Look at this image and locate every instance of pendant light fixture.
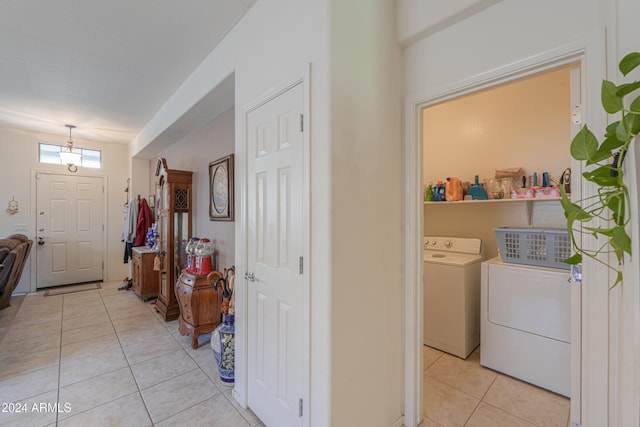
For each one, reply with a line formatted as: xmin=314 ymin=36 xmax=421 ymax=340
xmin=59 ymin=124 xmax=82 ymax=172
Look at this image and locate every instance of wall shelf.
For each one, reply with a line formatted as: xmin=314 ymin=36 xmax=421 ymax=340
xmin=423 ymin=197 xmax=561 ymax=206
xmin=424 ymin=197 xmax=562 ymax=226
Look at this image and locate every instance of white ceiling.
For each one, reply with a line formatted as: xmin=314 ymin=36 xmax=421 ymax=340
xmin=0 ymin=0 xmax=255 ymax=144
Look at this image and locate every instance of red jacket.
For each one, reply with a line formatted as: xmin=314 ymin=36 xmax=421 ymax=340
xmin=134 ymin=198 xmax=153 ymax=247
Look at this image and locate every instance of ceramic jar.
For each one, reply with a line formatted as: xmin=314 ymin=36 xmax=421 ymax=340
xmin=211 ymin=313 xmax=235 ymax=383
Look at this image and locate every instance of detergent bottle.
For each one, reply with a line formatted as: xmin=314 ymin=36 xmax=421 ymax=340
xmin=445 ymin=177 xmax=463 ymax=201
xmin=432 ymin=180 xmax=446 ymax=202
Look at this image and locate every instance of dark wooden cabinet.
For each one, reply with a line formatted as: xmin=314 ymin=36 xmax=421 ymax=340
xmin=132 ymin=247 xmax=159 ymax=301
xmin=177 ymin=270 xmax=223 ymax=348
xmin=155 ymin=158 xmax=192 ymax=321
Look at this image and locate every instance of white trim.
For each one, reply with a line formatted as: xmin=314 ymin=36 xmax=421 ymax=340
xmin=29 ymin=169 xmax=108 ymax=293
xmin=569 ymin=65 xmax=584 ymax=426
xmin=235 ymin=69 xmax=311 ymax=426
xmin=402 ymin=37 xmax=606 ymax=426
xmin=403 ymin=90 xmax=423 ymax=427
xmin=575 ymin=33 xmax=609 ymax=427
xmin=619 ymin=138 xmax=640 ymax=427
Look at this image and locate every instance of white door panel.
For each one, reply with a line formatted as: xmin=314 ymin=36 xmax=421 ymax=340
xmin=36 ymin=173 xmax=104 ymax=288
xmin=247 ymin=83 xmax=304 ymax=427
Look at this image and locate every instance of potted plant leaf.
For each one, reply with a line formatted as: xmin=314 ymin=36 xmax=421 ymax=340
xmin=561 ymin=52 xmax=640 ymax=287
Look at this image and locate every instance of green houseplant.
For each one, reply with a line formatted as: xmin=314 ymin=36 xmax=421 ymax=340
xmin=561 ymin=52 xmax=640 ymax=287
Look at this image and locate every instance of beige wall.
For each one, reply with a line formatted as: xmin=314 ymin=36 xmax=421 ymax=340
xmin=423 ymin=65 xmax=573 ymax=186
xmin=330 ymin=0 xmax=403 ymax=424
xmin=424 ymin=201 xmax=565 ymax=259
xmin=152 ymin=107 xmax=235 ymax=270
xmin=0 ymin=126 xmax=129 ymax=293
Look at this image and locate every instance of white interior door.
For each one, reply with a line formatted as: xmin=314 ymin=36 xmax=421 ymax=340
xmin=246 ymin=82 xmax=304 ymax=427
xmin=36 ymin=173 xmax=104 ymax=288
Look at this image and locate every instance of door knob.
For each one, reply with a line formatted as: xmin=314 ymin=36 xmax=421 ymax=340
xmin=244 ymin=271 xmax=256 ymax=282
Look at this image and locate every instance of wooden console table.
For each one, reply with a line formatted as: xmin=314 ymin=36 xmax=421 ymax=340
xmin=132 ymin=247 xmax=159 ymax=301
xmin=176 ymin=269 xmax=223 ymax=348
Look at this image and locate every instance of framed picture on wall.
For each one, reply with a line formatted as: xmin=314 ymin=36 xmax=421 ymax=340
xmin=209 ymin=154 xmax=234 ymax=221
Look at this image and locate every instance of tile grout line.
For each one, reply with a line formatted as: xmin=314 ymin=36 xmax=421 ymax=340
xmin=54 ymin=287 xmax=152 ymax=424
xmin=55 ymin=294 xmax=64 ymax=427
xmin=5 ymin=287 xmax=261 ymax=427
xmin=101 ymin=284 xmax=156 ymax=426
xmin=155 ymin=306 xmax=260 ymax=426
xmin=137 ymin=304 xmax=226 ymax=425
xmin=58 ymin=290 xmax=110 ymax=424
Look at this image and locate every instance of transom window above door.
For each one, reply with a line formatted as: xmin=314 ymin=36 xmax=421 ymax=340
xmin=38 ymin=143 xmax=102 ymax=169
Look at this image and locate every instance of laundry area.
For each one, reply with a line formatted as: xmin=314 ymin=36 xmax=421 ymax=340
xmin=421 ymin=64 xmax=577 ymax=401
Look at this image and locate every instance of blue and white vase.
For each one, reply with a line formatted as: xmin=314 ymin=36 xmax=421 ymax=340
xmin=211 ymin=313 xmax=235 ymax=383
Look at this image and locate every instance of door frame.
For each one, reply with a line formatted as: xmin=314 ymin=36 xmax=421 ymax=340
xmin=30 ymin=169 xmax=108 ymax=292
xmin=234 ymin=69 xmax=311 ymax=426
xmin=402 ymin=36 xmax=607 ymax=426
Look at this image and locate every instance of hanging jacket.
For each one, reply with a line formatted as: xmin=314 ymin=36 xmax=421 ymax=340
xmin=122 ymin=198 xmax=139 ymax=243
xmin=134 ymin=198 xmax=153 ymax=247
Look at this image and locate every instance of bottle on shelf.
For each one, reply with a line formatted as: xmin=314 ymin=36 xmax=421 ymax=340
xmin=425 ymin=182 xmax=433 ymax=202
xmin=432 ymin=180 xmax=446 ymax=202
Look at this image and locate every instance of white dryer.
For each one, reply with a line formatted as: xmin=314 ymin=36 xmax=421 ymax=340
xmin=481 ymin=257 xmax=571 ymax=397
xmin=423 ymin=236 xmax=484 ymax=359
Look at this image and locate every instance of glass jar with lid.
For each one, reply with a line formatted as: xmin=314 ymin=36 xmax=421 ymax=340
xmin=185 ymin=237 xmax=200 ymax=272
xmin=194 ymin=238 xmax=215 ymax=275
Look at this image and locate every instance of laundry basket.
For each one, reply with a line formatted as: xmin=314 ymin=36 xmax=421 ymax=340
xmin=494 ymin=227 xmax=571 ymax=270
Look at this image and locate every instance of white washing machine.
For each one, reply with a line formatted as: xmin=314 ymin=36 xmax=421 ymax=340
xmin=481 ymin=257 xmax=571 ymax=397
xmin=423 ymin=236 xmax=484 ymax=359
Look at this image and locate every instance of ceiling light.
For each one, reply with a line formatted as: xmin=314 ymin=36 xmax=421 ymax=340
xmin=59 ymin=124 xmax=82 ymax=172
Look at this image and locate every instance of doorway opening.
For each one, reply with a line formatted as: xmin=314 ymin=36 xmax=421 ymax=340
xmin=418 ymin=61 xmax=581 ymax=426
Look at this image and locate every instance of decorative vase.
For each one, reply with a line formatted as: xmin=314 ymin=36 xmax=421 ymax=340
xmin=146 ymin=227 xmax=156 ymax=249
xmin=211 ymin=313 xmax=235 ymax=383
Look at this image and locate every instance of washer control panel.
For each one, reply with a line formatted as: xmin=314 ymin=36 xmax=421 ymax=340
xmin=423 ymin=236 xmax=482 ymax=255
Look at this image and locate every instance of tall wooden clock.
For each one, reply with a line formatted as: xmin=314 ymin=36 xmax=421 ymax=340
xmin=155 ymin=158 xmax=193 ymax=321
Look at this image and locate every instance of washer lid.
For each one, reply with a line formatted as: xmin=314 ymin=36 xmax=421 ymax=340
xmin=424 ymin=251 xmax=484 ymax=266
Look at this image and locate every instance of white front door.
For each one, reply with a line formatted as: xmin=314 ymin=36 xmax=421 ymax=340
xmin=246 ymin=82 xmax=304 ymax=427
xmin=36 ymin=173 xmax=104 ymax=288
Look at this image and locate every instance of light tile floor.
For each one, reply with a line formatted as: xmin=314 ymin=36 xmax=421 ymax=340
xmin=0 ymin=280 xmax=572 ymax=427
xmin=423 ymin=345 xmax=571 ymax=426
xmin=0 ymin=281 xmax=263 ymax=427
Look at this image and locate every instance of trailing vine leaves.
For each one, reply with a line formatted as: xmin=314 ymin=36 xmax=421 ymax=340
xmin=561 ymin=52 xmax=640 ymax=288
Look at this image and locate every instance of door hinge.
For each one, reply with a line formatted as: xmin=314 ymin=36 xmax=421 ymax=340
xmin=571 ymin=423 xmax=582 ymax=427
xmin=299 ymin=114 xmax=304 ymax=132
xmin=299 ymin=398 xmax=303 ymax=417
xmin=299 ymin=256 xmax=303 ymax=274
xmin=571 ymin=264 xmax=582 ymax=285
xmin=571 ymin=104 xmax=583 ymax=125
